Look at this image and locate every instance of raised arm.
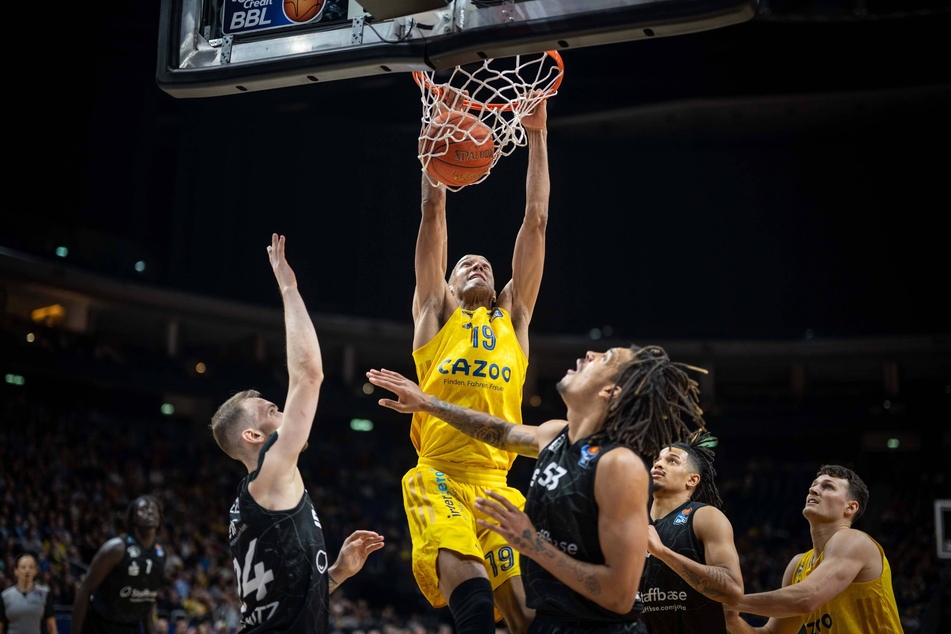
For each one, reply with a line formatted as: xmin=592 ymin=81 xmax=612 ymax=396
xmin=251 ymin=234 xmax=323 ymax=504
xmin=646 ymin=505 xmax=744 ymax=604
xmin=475 ymin=448 xmax=649 ymax=613
xmin=499 ymin=98 xmax=550 ymax=354
xmin=366 ymin=367 xmax=562 ymax=457
xmin=413 ymin=173 xmax=452 ymax=350
xmin=71 ymin=537 xmax=126 ymax=633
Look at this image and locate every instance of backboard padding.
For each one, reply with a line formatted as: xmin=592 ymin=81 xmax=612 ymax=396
xmin=157 ymin=0 xmax=759 ymax=98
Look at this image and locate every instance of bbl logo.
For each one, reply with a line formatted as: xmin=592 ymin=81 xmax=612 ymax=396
xmin=284 ymin=0 xmax=325 ymax=23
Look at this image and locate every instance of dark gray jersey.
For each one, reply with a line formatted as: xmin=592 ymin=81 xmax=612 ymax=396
xmin=523 ymin=426 xmax=644 ymax=626
xmin=89 ymin=535 xmax=166 ymax=626
xmin=229 ymin=432 xmax=329 ymax=633
xmin=641 ymin=500 xmax=727 ymax=634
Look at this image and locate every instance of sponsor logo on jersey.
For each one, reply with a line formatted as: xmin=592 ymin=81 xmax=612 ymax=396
xmin=578 ymin=444 xmax=601 ymax=468
xmin=437 ymin=358 xmax=512 ymax=383
xmin=434 ymin=471 xmax=463 ymax=518
xmin=673 ymin=507 xmax=693 ymax=526
xmin=641 ymin=586 xmax=689 ymax=604
xmin=538 ymin=528 xmax=578 ymax=555
xmin=118 ymin=586 xmax=158 ymax=603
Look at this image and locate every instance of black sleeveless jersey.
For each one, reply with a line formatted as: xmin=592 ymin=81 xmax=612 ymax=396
xmin=641 ymin=500 xmax=727 ymax=633
xmin=523 ymin=426 xmax=644 ymax=625
xmin=229 ymin=432 xmax=329 ymax=633
xmin=89 ymin=534 xmax=166 ymax=625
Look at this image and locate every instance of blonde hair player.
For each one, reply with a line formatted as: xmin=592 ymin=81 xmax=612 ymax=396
xmin=210 ymin=234 xmax=384 ymax=633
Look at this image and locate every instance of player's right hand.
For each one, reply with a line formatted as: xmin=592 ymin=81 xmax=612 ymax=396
xmin=366 ymin=368 xmax=429 ymax=414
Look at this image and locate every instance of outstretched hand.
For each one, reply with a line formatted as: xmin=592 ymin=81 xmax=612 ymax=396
xmin=267 ymin=233 xmax=298 ymax=291
xmin=475 ymin=491 xmax=541 ymax=560
xmin=366 ymin=368 xmax=430 ymax=414
xmin=332 ymin=530 xmax=384 ymax=583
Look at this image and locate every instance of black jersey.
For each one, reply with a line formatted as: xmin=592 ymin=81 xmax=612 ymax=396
xmin=523 ymin=425 xmax=644 ymax=627
xmin=229 ymin=432 xmax=329 ymax=633
xmin=87 ymin=534 xmax=166 ymax=628
xmin=641 ymin=500 xmax=726 ymax=634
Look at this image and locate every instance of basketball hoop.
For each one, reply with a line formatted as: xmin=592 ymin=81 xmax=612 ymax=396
xmin=414 ymin=50 xmax=564 ymax=191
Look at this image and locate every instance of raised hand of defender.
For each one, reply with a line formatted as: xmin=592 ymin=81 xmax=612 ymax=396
xmin=475 ymin=491 xmax=540 ymax=558
xmin=267 ymin=233 xmax=298 ymax=291
xmin=331 ymin=530 xmax=385 ymax=582
xmin=366 ymin=368 xmax=430 ymax=414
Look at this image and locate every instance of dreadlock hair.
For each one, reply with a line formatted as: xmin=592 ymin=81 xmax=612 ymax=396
xmin=668 ymin=430 xmax=723 ymax=508
xmin=589 ymin=345 xmax=707 ymax=464
xmin=817 ymin=464 xmax=869 ymax=523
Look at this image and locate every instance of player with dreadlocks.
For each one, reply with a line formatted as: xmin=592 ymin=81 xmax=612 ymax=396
xmin=367 ymin=344 xmax=707 ymax=634
xmin=639 ymin=431 xmax=744 ymax=633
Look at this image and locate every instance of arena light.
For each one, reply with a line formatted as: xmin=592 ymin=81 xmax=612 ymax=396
xmin=350 ymin=418 xmax=374 ymax=432
xmin=31 ymin=304 xmax=65 ymax=325
xmin=5 ymin=373 xmax=25 ymax=386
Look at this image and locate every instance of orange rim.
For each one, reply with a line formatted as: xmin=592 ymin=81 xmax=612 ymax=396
xmin=413 ymin=50 xmax=564 ymax=112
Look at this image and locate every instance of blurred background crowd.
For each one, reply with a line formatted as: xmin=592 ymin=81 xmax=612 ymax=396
xmin=1 ymin=310 xmax=948 ymax=633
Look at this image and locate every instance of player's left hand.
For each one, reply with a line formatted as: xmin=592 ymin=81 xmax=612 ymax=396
xmin=475 ymin=491 xmax=539 ymax=558
xmin=331 ymin=530 xmax=385 ymax=582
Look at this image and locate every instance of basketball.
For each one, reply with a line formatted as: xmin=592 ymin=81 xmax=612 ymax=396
xmin=419 ymin=110 xmax=495 ymax=187
xmin=284 ymin=0 xmax=325 ymax=23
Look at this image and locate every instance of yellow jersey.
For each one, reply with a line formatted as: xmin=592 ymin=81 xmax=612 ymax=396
xmin=791 ymin=533 xmax=904 ymax=633
xmin=411 ymin=305 xmax=527 ymax=471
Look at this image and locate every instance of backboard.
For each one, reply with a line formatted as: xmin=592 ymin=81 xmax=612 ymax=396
xmin=157 ymin=0 xmax=759 ymax=98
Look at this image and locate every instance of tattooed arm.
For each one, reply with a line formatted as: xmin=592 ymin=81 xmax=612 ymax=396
xmin=476 ymin=448 xmax=650 ymax=613
xmin=646 ymin=506 xmax=744 ymax=604
xmin=366 ymin=367 xmax=562 ymax=457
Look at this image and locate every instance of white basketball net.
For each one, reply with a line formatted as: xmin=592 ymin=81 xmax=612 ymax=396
xmin=416 ymin=50 xmax=564 ymax=191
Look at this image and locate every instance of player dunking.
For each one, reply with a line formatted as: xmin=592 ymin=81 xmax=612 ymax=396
xmin=402 ymin=96 xmax=550 ymax=634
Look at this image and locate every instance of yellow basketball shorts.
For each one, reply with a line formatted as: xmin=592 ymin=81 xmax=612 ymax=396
xmin=402 ymin=460 xmax=526 ymax=621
